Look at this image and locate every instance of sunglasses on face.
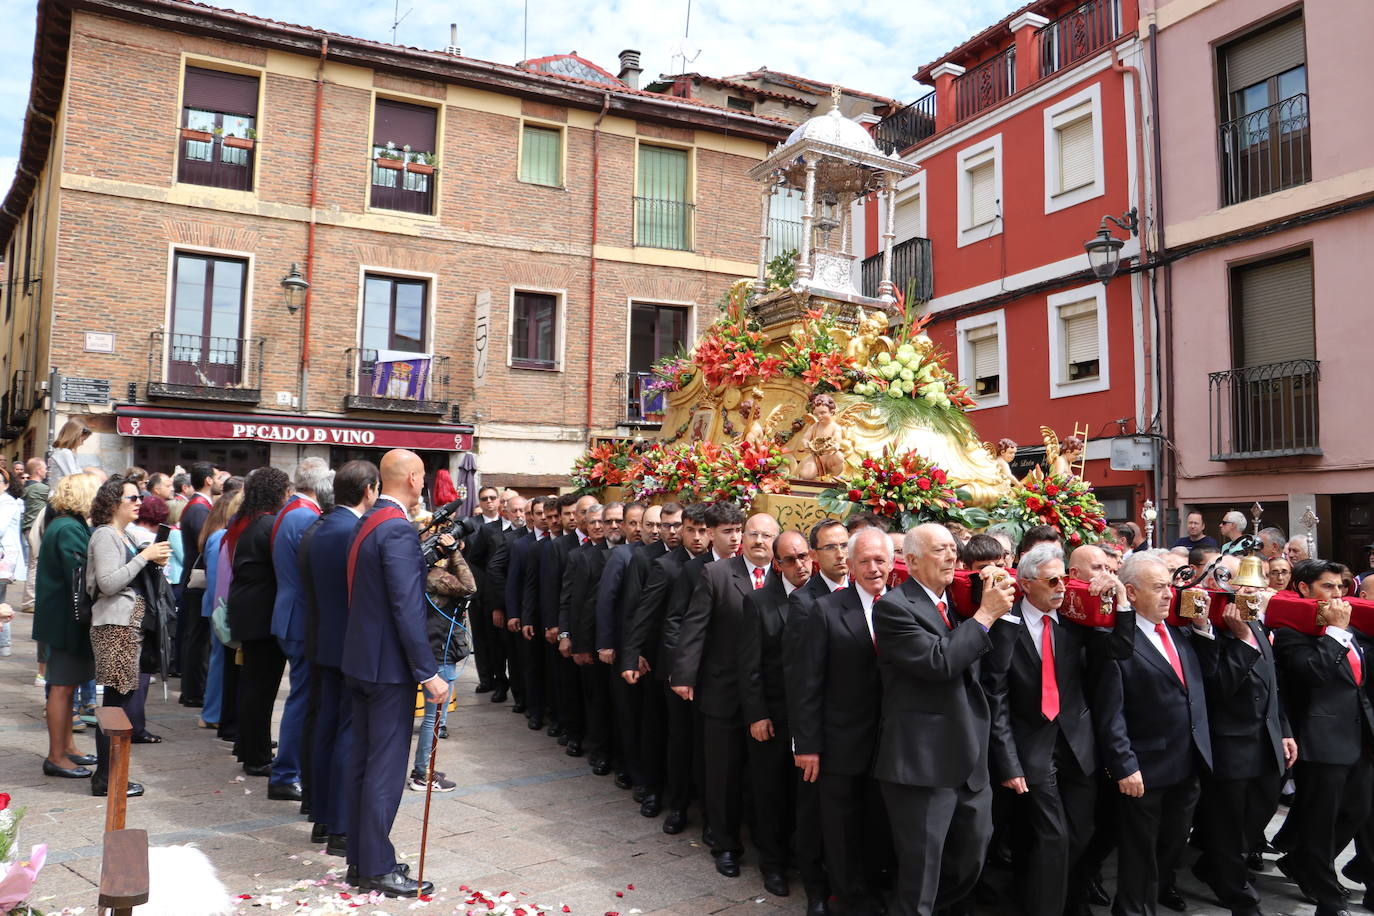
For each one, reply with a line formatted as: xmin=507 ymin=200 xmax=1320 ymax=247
xmin=778 ymin=553 xmax=810 ymax=565
xmin=1036 ymin=575 xmax=1065 ymax=587
xmin=123 ymin=494 xmax=143 ymax=502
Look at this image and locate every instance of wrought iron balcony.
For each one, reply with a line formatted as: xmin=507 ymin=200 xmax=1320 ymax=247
xmin=1219 ymin=94 xmax=1311 ymax=207
xmin=955 ymin=47 xmax=1015 ymax=123
xmin=344 ymin=347 xmax=450 ymax=414
xmin=0 ymin=394 xmax=18 ymax=442
xmin=616 ymin=371 xmax=665 ymax=428
xmin=146 ymin=331 xmax=263 ymax=403
xmin=861 ymin=237 xmax=934 ymax=303
xmin=176 ymin=128 xmax=255 ymax=192
xmin=1036 ymin=0 xmax=1121 ymax=79
xmin=1209 ymin=359 xmax=1321 ymax=460
xmin=634 ymin=197 xmax=695 ymax=251
xmin=7 ymin=370 xmax=32 ymax=426
xmin=874 ymin=93 xmax=938 ymax=154
xmin=370 ymin=158 xmax=436 ymax=215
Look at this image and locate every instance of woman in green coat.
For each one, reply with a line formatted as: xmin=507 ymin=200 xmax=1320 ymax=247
xmin=32 ymin=472 xmax=101 ymax=778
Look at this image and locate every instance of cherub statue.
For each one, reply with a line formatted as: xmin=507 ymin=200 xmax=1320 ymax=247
xmin=1042 ymin=425 xmax=1086 ymax=479
xmin=983 ymin=437 xmax=1019 ymax=489
xmin=845 ymin=310 xmax=893 ymax=365
xmin=737 ymin=397 xmax=766 ymax=447
xmin=797 ymin=393 xmax=848 ymax=481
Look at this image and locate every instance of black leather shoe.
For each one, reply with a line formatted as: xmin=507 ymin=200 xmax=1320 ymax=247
xmin=556 ymin=733 xmax=570 ymax=746
xmin=179 ymin=696 xmax=204 ymax=708
xmin=311 ymin=823 xmax=329 ymax=843
xmin=714 ymin=851 xmax=740 ymax=878
xmin=632 ymin=785 xmax=648 ymax=803
xmin=359 ymin=867 xmax=432 ymax=898
xmin=763 ymin=871 xmax=790 ymax=896
xmin=1086 ymin=875 xmax=1110 ymax=907
xmin=640 ymin=795 xmax=661 ymax=818
xmin=565 ymin=740 xmax=583 ymax=758
xmin=806 ymin=897 xmax=829 ymax=916
xmin=67 ymin=753 xmax=97 ymax=766
xmin=43 ymin=759 xmax=92 ymax=778
xmin=437 ymin=725 xmax=448 ymax=740
xmin=614 ymin=771 xmax=633 ymax=790
xmin=92 ymin=780 xmax=143 ymax=797
xmin=546 ymin=723 xmax=564 ymax=738
xmin=528 ymin=715 xmax=544 ymax=731
xmin=1248 ymin=851 xmax=1266 ymax=872
xmin=346 ymin=865 xmax=359 ymax=886
xmin=326 ymin=834 xmax=347 ymax=857
xmin=474 ymin=682 xmax=494 ymax=694
xmin=1158 ymin=886 xmax=1186 ymax=912
xmin=490 ymin=687 xmax=508 ymax=704
xmin=512 ymin=703 xmax=526 ymax=714
xmin=243 ymin=763 xmax=272 ymax=777
xmin=591 ymin=761 xmax=611 ymax=776
xmin=662 ymin=809 xmax=685 ymax=834
xmin=268 ymin=781 xmax=303 ymax=801
xmin=1277 ymin=855 xmax=1317 ymax=904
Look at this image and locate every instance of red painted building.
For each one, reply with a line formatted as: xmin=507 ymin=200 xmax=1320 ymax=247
xmin=859 ymin=0 xmax=1156 ymax=526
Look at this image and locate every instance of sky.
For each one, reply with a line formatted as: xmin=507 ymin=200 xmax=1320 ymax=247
xmin=0 ymin=0 xmax=1025 ymax=184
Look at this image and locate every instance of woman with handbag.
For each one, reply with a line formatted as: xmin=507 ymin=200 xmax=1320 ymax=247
xmin=87 ymin=476 xmax=172 ymax=797
xmin=32 ymin=472 xmax=102 ymax=779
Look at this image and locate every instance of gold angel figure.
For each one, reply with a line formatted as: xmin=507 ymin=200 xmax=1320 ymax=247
xmin=797 ymin=393 xmax=849 ymax=481
xmin=1041 ymin=425 xmax=1086 ymax=479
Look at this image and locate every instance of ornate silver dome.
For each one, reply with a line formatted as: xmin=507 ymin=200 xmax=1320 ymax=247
xmin=783 ymin=106 xmax=880 ymax=157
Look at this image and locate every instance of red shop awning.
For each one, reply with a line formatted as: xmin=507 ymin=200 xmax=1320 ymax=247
xmin=114 ymin=406 xmax=474 ymax=452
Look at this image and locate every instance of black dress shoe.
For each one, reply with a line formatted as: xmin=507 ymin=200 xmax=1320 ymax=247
xmin=714 ymin=851 xmax=740 ymax=878
xmin=512 ymin=703 xmax=526 ymax=714
xmin=243 ymin=763 xmax=272 ymax=777
xmin=546 ymin=723 xmax=564 ymax=738
xmin=490 ymin=687 xmax=508 ymax=704
xmin=474 ymin=682 xmax=494 ymax=694
xmin=640 ymin=795 xmax=661 ymax=818
xmin=43 ymin=759 xmax=92 ymax=778
xmin=806 ymin=897 xmax=829 ymax=916
xmin=326 ymin=834 xmax=347 ymax=857
xmin=1086 ymin=875 xmax=1110 ymax=907
xmin=311 ymin=823 xmax=329 ymax=843
xmin=763 ymin=871 xmax=790 ymax=896
xmin=1157 ymin=886 xmax=1186 ymax=912
xmin=437 ymin=725 xmax=448 ymax=740
xmin=346 ymin=865 xmax=359 ymax=886
xmin=588 ymin=756 xmax=609 ymax=774
xmin=632 ymin=785 xmax=648 ymax=803
xmin=662 ymin=809 xmax=686 ymax=834
xmin=527 ymin=715 xmax=544 ymax=731
xmin=92 ymin=780 xmax=144 ymax=797
xmin=359 ymin=867 xmax=432 ymax=898
xmin=179 ymin=697 xmax=204 ymax=708
xmin=268 ymin=781 xmax=303 ymax=801
xmin=565 ymin=740 xmax=583 ymax=758
xmin=614 ymin=772 xmax=633 ymax=790
xmin=1247 ymin=851 xmax=1266 ymax=872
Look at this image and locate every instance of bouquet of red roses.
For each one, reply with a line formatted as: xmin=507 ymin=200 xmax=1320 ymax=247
xmin=818 ymin=450 xmax=987 ymax=530
xmin=699 ymin=440 xmax=792 ymax=507
xmin=990 ymin=473 xmax=1107 ymax=546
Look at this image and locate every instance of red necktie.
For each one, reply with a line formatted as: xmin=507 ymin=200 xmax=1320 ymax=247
xmin=752 ymin=568 xmax=765 ymax=590
xmin=1041 ymin=618 xmax=1059 ymax=720
xmin=1154 ymin=623 xmax=1186 ymax=686
xmin=937 ymin=600 xmax=953 ymax=630
xmin=1349 ymin=644 xmax=1364 ymax=686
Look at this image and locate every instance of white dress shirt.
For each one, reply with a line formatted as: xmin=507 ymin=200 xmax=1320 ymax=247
xmin=821 ymin=573 xmax=848 ymax=592
xmin=1021 ymin=603 xmax=1059 ymax=658
xmin=783 ymin=578 xmax=800 ymax=596
xmin=1136 ymin=614 xmax=1213 ymax=669
xmin=376 ymin=493 xmax=411 ymax=520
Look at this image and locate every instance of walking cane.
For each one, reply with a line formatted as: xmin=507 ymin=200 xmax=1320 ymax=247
xmin=416 ymin=685 xmax=446 ymax=894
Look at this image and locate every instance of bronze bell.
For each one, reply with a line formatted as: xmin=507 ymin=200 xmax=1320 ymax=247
xmin=1232 ymin=554 xmax=1268 ymax=589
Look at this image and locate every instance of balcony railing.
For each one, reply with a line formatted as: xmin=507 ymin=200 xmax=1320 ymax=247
xmin=146 ymin=331 xmax=263 ymax=403
xmin=874 ymin=93 xmax=938 ymax=154
xmin=344 ymin=348 xmax=450 ymax=414
xmin=1219 ymin=94 xmax=1311 ymax=207
xmin=616 ymin=371 xmax=665 ymax=428
xmin=955 ymin=47 xmax=1015 ymax=123
xmin=1209 ymin=359 xmax=1321 ymax=459
xmin=7 ymin=370 xmax=32 ymax=426
xmin=634 ymin=197 xmax=694 ymax=251
xmin=861 ymin=237 xmax=934 ymax=303
xmin=370 ymin=160 xmax=436 ymax=215
xmin=1037 ymin=0 xmax=1121 ymax=79
xmin=176 ymin=129 xmax=255 ymax=192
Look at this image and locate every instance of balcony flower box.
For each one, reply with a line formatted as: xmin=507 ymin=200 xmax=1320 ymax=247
xmin=180 ymin=127 xmax=213 ymax=143
xmin=406 ymin=161 xmax=435 ymax=176
xmin=374 ymin=156 xmax=404 ymax=170
xmin=223 ymin=136 xmax=255 ymax=151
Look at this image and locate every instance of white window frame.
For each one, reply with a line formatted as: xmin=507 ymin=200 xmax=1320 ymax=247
xmin=507 ymin=285 xmax=567 ymax=372
xmin=1043 ymin=83 xmax=1105 ymax=214
xmin=955 ymin=309 xmax=1008 ymax=409
xmin=957 ymin=133 xmax=1003 ymax=248
xmin=1046 ymin=282 xmax=1110 ymax=398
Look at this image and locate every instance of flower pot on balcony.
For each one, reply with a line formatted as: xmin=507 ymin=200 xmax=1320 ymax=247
xmin=180 ymin=127 xmax=213 ymax=143
xmin=374 ymin=157 xmax=404 ymax=170
xmin=223 ymin=136 xmax=255 ymax=150
xmin=406 ymin=162 xmax=435 ymax=176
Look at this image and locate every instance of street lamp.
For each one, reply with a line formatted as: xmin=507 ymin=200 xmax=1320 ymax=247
xmin=1084 ymin=207 xmax=1139 ymax=283
xmin=279 ymin=262 xmax=309 ymax=315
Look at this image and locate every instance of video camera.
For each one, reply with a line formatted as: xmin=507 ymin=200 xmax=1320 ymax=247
xmin=420 ymin=500 xmax=486 ymax=566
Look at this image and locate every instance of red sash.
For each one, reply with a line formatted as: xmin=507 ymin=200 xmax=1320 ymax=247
xmin=346 ymin=505 xmax=408 ymax=604
xmin=223 ymin=513 xmax=255 ymax=563
xmin=271 ymin=495 xmax=320 ymax=546
xmin=189 ymin=493 xmax=213 ymax=511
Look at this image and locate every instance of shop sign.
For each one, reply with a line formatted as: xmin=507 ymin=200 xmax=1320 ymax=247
xmin=117 ymin=413 xmax=473 ymax=452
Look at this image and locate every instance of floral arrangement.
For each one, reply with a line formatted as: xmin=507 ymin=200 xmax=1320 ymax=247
xmin=646 ymin=349 xmax=694 ymax=394
xmin=570 ymin=440 xmax=638 ymax=492
xmin=818 ymin=450 xmax=987 ymax=530
xmin=778 ymin=309 xmax=860 ymax=392
xmin=0 ymin=793 xmax=45 ymax=916
xmin=990 ymin=473 xmax=1107 ymax=546
xmin=623 ymin=440 xmax=790 ymax=507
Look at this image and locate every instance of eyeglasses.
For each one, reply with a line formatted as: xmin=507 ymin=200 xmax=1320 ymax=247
xmin=815 ymin=543 xmax=848 ymax=554
xmin=778 ymin=553 xmax=810 ymax=565
xmin=1035 ymin=575 xmax=1065 ymax=587
xmin=743 ymin=531 xmax=774 ymax=541
xmin=123 ymin=494 xmax=143 ymax=503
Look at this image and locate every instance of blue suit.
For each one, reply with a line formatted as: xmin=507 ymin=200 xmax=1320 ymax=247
xmin=304 ymin=506 xmax=361 ymax=838
xmin=270 ymin=497 xmax=321 ymax=786
xmin=342 ymin=498 xmax=437 ymax=878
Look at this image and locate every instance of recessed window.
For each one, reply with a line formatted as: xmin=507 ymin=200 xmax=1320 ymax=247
xmin=957 ymin=135 xmax=1002 ymax=247
xmin=169 ymin=252 xmax=248 ymax=386
xmin=1054 ymin=110 xmax=1094 ymax=194
xmin=511 ymin=291 xmax=559 ymax=370
xmin=635 ymin=144 xmax=693 ymax=250
xmin=767 ymin=187 xmax=804 ymax=260
xmin=520 ymin=124 xmax=562 ymax=187
xmin=1060 ymin=301 xmax=1100 ymax=380
xmin=362 ymin=274 xmax=428 ymax=354
xmin=968 ymin=159 xmax=996 ymax=227
xmin=968 ymin=325 xmax=1001 ymax=395
xmin=726 ymin=96 xmax=754 ymax=112
xmin=370 ymin=99 xmax=438 ymax=215
xmin=956 ymin=310 xmax=1007 ymax=409
xmin=1047 ymin=284 xmax=1109 ymax=398
xmin=1043 ymin=84 xmax=1104 ymax=213
xmin=178 ymin=67 xmax=259 ymax=191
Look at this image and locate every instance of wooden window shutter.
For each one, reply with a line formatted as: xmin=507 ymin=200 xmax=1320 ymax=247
xmin=895 ymin=193 xmax=922 ymax=241
xmin=637 ymin=145 xmax=689 ymax=202
xmin=520 ymin=125 xmax=561 ymax=185
xmin=183 ymin=67 xmax=259 ymax=117
xmin=967 ymin=324 xmax=1000 ymax=380
xmin=373 ymin=99 xmax=437 ymax=152
xmin=1060 ymin=300 xmax=1099 ymax=368
xmin=1235 ymin=253 xmax=1314 ymax=366
xmin=1057 ymin=114 xmax=1095 ymax=193
xmin=968 ymin=160 xmax=996 ymax=226
xmin=1225 ymin=16 xmax=1306 ymax=94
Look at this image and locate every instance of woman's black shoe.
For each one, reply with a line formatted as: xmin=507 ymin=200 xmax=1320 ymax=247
xmin=92 ymin=780 xmax=144 ymax=797
xmin=43 ymin=759 xmax=92 ymax=778
xmin=67 ymin=753 xmax=97 ymax=767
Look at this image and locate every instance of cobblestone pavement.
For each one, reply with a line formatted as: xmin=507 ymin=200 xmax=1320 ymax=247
xmin=0 ymin=605 xmax=1341 ymax=915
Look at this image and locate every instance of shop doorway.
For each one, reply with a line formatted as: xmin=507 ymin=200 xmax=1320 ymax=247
xmin=133 ymin=439 xmax=270 ymax=477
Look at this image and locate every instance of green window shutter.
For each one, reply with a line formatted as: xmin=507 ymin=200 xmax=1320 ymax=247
xmin=636 ymin=145 xmax=691 ymax=249
xmin=520 ymin=125 xmax=561 ymax=186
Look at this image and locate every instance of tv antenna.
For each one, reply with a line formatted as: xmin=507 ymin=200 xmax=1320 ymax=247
xmin=390 ymin=0 xmax=412 ymax=44
xmin=669 ymin=0 xmax=701 ymax=73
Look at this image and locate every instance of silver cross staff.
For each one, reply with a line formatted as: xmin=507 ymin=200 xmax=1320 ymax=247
xmin=1301 ymin=505 xmax=1320 ymax=560
xmin=1141 ymin=500 xmax=1157 ymax=550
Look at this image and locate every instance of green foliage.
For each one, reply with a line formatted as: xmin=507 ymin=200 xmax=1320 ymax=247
xmin=766 ymin=249 xmax=797 ymax=290
xmin=835 ymin=391 xmax=974 ymax=445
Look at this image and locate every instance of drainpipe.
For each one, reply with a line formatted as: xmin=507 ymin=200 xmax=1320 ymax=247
xmin=299 ymin=37 xmax=328 ymax=413
xmin=586 ymin=92 xmax=610 ymax=432
xmin=1147 ymin=21 xmax=1176 ymax=530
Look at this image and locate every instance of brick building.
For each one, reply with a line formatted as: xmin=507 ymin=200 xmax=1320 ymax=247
xmin=0 ymin=0 xmax=790 ymax=490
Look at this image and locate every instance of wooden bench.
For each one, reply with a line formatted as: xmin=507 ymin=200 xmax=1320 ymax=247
xmin=95 ymin=707 xmax=149 ymax=916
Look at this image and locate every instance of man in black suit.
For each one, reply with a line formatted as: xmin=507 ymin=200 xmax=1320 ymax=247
xmin=524 ymin=496 xmax=568 ymax=737
xmin=620 ymin=502 xmax=695 ymax=820
xmin=1272 ymin=559 xmax=1374 ymax=916
xmin=788 ymin=526 xmax=899 ymax=914
xmin=674 ymin=510 xmax=780 ymax=881
xmin=739 ymin=529 xmax=829 ymax=912
xmin=984 ymin=543 xmax=1127 ymax=916
xmin=566 ymin=504 xmax=613 ymax=775
xmin=463 ymin=486 xmax=507 ymax=698
xmin=506 ymin=495 xmax=550 ymax=730
xmin=1094 ymin=552 xmax=1214 ymax=916
xmin=1191 ymin=597 xmax=1296 ymax=916
xmin=488 ymin=494 xmax=527 ymax=711
xmin=872 ymin=523 xmax=1014 ymax=916
xmin=546 ymin=494 xmax=595 ymax=755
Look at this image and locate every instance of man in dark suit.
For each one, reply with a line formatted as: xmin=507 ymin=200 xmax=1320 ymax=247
xmin=302 ymin=460 xmax=378 ymax=856
xmin=1094 ymin=552 xmax=1215 ymax=916
xmin=566 ymin=503 xmax=613 ymax=774
xmin=463 ymin=486 xmax=506 ymax=696
xmin=530 ymin=495 xmax=575 ymax=739
xmin=488 ymin=495 xmax=527 ymax=712
xmin=872 ymin=523 xmax=1014 ymax=916
xmin=621 ymin=502 xmax=695 ymax=820
xmin=739 ymin=529 xmax=828 ymax=912
xmin=597 ymin=502 xmax=655 ymax=793
xmin=546 ymin=494 xmax=595 ymax=755
xmin=674 ymin=510 xmax=780 ymax=881
xmin=177 ymin=461 xmax=217 ymax=707
xmin=984 ymin=543 xmax=1127 ymax=916
xmin=1191 ymin=597 xmax=1296 ymax=916
xmin=506 ymin=495 xmax=550 ymax=730
xmin=1273 ymin=559 xmax=1374 ymax=916
xmin=341 ymin=450 xmax=447 ymax=898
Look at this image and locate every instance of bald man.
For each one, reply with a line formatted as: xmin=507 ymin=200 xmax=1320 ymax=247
xmin=342 ymin=450 xmax=447 ymax=898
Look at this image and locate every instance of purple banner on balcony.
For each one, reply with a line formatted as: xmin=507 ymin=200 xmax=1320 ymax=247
xmin=371 ymin=350 xmax=432 ymax=401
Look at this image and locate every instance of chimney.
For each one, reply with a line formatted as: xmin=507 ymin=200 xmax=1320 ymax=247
xmin=445 ymin=23 xmax=461 ymax=56
xmin=618 ymin=49 xmax=642 ymax=89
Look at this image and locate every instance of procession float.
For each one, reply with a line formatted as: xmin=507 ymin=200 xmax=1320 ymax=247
xmin=572 ymin=95 xmax=1109 ymax=544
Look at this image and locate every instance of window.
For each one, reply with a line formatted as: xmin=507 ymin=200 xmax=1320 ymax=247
xmin=1044 ymin=84 xmax=1104 ymax=213
xmin=519 ymin=124 xmax=562 ymax=187
xmin=178 ymin=67 xmax=259 ymax=191
xmin=362 ymin=274 xmax=428 ymax=354
xmin=726 ymin=96 xmax=754 ymax=113
xmin=956 ymin=311 xmax=1007 ymax=409
xmin=169 ymin=252 xmax=248 ymax=387
xmin=894 ymin=191 xmax=922 ymax=242
xmin=511 ymin=291 xmax=560 ymax=370
xmin=5 ymin=243 xmax=14 ymax=322
xmin=370 ymin=99 xmax=439 ymax=215
xmin=1230 ymin=250 xmax=1313 ymax=368
xmin=635 ymin=144 xmax=693 ymax=250
xmin=629 ymin=303 xmax=690 ymax=372
xmin=957 ymin=135 xmax=1002 ymax=247
xmin=767 ymin=187 xmax=804 ymax=260
xmin=1218 ymin=13 xmax=1309 ymax=204
xmin=1047 ymin=283 xmax=1110 ymax=397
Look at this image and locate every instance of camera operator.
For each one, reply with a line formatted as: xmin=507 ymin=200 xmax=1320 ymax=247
xmin=409 ymin=531 xmax=475 ymax=793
